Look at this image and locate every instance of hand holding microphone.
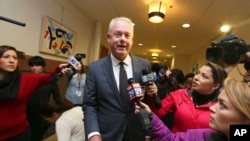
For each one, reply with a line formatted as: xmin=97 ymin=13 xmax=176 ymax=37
xmin=134 ymin=101 xmax=152 ymax=117
xmin=59 ymin=63 xmax=72 ymax=73
xmin=127 ymin=78 xmax=151 ymax=131
xmin=59 ymin=55 xmax=82 ymax=74
xmin=127 ymin=78 xmax=144 ymax=105
xmin=54 ymin=55 xmax=82 ymax=80
xmin=141 ymin=69 xmax=162 ymax=109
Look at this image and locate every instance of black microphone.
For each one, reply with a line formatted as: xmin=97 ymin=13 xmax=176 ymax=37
xmin=127 ymin=78 xmax=144 ymax=105
xmin=127 ymin=78 xmax=151 ymax=131
xmin=141 ymin=69 xmax=162 ymax=109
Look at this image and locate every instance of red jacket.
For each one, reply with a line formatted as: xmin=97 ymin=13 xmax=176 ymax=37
xmin=149 ymin=88 xmax=216 ymax=133
xmin=0 ymin=67 xmax=60 ymax=140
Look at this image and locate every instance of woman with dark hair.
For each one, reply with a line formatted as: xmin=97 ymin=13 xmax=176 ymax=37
xmin=0 ymin=45 xmax=68 ymax=141
xmin=41 ymin=101 xmax=85 ymax=141
xmin=147 ymin=62 xmax=228 ymax=133
xmin=65 ymin=59 xmax=86 ymax=106
xmin=136 ymin=77 xmax=250 ymax=141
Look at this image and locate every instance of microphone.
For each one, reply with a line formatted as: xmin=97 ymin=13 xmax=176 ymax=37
xmin=68 ymin=56 xmax=81 ymax=71
xmin=127 ymin=78 xmax=144 ymax=105
xmin=127 ymin=78 xmax=151 ymax=132
xmin=141 ymin=69 xmax=162 ymax=109
xmin=54 ymin=55 xmax=82 ymax=80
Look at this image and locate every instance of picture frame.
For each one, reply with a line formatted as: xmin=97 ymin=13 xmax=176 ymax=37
xmin=39 ymin=16 xmax=76 ymax=58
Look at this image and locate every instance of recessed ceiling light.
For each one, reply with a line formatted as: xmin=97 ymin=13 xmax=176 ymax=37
xmin=138 ymin=43 xmax=143 ymax=46
xmin=220 ymin=25 xmax=231 ymax=32
xmin=171 ymin=45 xmax=176 ymax=48
xmin=182 ymin=23 xmax=190 ymax=28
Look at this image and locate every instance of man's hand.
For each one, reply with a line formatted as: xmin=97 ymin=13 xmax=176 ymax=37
xmin=89 ymin=135 xmax=102 ymax=141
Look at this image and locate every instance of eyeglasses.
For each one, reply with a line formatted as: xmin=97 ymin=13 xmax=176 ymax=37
xmin=111 ymin=32 xmax=133 ymax=39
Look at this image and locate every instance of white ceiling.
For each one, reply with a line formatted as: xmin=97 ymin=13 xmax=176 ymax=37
xmin=70 ymin=0 xmax=250 ymax=66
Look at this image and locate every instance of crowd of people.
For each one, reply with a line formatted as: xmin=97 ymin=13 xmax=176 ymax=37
xmin=1 ymin=16 xmax=250 ymax=141
xmin=135 ymin=77 xmax=250 ymax=141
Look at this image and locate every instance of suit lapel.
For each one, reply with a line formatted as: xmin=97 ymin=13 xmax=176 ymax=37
xmin=102 ymin=55 xmax=125 ymax=110
xmin=131 ymin=56 xmax=141 ymax=82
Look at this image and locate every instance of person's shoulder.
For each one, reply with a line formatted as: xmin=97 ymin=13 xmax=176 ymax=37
xmin=89 ymin=55 xmax=109 ymax=66
xmin=74 ymin=106 xmax=84 ymax=113
xmin=131 ymin=55 xmax=148 ymax=61
xmin=171 ymin=88 xmax=187 ymax=93
xmin=170 ymin=88 xmax=189 ymax=97
xmin=61 ymin=106 xmax=83 ymax=118
xmin=188 ymin=128 xmax=213 ymax=132
xmin=186 ymin=128 xmax=214 ymax=138
xmin=130 ymin=55 xmax=150 ymax=65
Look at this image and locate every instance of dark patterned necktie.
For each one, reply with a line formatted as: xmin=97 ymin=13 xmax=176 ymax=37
xmin=119 ymin=62 xmax=129 ymax=108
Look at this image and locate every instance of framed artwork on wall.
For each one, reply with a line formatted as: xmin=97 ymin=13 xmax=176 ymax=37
xmin=39 ymin=16 xmax=76 ymax=58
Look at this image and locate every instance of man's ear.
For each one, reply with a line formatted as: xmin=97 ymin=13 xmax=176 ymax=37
xmin=107 ymin=33 xmax=111 ymax=42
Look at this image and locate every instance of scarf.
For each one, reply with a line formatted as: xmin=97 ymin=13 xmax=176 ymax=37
xmin=188 ymin=89 xmax=219 ymax=106
xmin=0 ymin=71 xmax=21 ymax=101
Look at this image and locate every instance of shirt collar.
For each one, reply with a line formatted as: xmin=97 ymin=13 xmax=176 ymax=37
xmin=111 ymin=53 xmax=131 ymax=67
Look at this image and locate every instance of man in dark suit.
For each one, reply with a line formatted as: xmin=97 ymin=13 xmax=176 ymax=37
xmin=83 ymin=17 xmax=156 ymax=141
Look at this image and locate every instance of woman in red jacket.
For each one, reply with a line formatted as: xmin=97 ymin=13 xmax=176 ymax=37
xmin=0 ymin=45 xmax=69 ymax=141
xmin=147 ymin=62 xmax=227 ymax=133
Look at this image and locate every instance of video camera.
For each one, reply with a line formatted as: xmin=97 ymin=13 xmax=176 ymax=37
xmin=206 ymin=34 xmax=250 ymax=65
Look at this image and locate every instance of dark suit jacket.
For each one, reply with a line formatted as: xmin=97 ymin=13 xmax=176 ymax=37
xmin=83 ymin=54 xmax=151 ymax=141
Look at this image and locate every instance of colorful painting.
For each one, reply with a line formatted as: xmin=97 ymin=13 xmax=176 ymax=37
xmin=40 ymin=16 xmax=76 ymax=58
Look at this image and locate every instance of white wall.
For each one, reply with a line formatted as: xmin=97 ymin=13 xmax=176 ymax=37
xmin=0 ymin=0 xmax=96 ymax=65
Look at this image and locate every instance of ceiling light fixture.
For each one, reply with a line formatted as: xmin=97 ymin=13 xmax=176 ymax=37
xmin=182 ymin=23 xmax=190 ymax=28
xmin=152 ymin=52 xmax=159 ymax=57
xmin=148 ymin=0 xmax=166 ymax=23
xmin=220 ymin=25 xmax=231 ymax=32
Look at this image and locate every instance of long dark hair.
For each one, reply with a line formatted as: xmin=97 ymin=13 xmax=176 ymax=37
xmin=0 ymin=45 xmax=19 ymax=72
xmin=0 ymin=45 xmax=17 ymax=57
xmin=40 ymin=101 xmax=70 ymax=117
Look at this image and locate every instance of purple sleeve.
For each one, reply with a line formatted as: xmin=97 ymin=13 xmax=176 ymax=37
xmin=150 ymin=114 xmax=213 ymax=141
